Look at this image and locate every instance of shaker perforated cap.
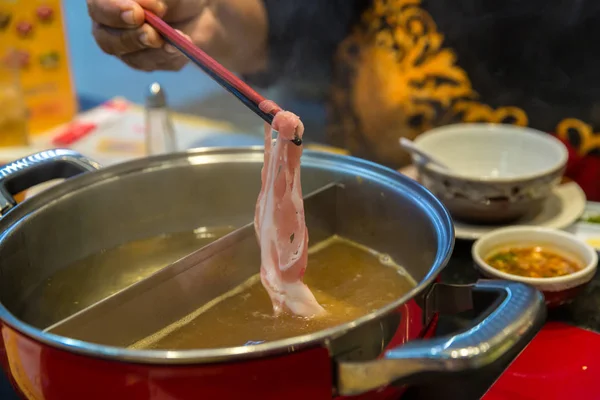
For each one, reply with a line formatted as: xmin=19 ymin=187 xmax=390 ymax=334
xmin=146 ymin=82 xmax=167 ymax=108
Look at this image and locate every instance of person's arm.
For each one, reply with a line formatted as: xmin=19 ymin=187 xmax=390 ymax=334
xmin=245 ymin=0 xmax=367 ymax=93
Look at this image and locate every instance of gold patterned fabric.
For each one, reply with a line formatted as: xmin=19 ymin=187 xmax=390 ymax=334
xmin=328 ymin=0 xmax=597 ymax=169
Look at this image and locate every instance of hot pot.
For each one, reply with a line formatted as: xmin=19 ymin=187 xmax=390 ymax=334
xmin=0 ymin=148 xmax=545 ymax=400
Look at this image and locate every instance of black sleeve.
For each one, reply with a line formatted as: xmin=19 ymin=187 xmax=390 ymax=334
xmin=244 ymin=0 xmax=366 ymax=93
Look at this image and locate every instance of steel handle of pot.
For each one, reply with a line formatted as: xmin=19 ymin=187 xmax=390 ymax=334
xmin=337 ymin=280 xmax=546 ymax=396
xmin=0 ymin=149 xmax=100 ymax=215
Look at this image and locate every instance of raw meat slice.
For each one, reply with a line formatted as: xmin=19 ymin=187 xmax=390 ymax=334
xmin=254 ymin=104 xmax=325 ymax=317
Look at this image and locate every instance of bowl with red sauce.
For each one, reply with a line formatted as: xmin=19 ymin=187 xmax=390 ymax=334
xmin=472 ymin=226 xmax=598 ymax=307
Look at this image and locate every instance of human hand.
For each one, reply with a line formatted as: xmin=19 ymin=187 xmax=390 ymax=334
xmin=87 ymin=0 xmax=268 ymax=73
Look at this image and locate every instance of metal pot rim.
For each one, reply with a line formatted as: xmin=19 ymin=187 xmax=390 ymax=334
xmin=0 ymin=147 xmax=455 ymax=364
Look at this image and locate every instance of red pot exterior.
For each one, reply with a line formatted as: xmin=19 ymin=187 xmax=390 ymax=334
xmin=543 ymin=285 xmax=586 ymax=308
xmin=0 ymin=299 xmax=434 ymax=400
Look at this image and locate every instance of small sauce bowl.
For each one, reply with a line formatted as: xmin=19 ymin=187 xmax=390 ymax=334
xmin=472 ymin=226 xmax=598 ymax=307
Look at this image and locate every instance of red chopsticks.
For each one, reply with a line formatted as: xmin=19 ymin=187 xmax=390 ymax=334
xmin=143 ymin=11 xmax=286 ymax=128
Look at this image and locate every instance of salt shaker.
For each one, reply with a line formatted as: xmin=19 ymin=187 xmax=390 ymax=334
xmin=145 ymin=82 xmax=177 ymax=155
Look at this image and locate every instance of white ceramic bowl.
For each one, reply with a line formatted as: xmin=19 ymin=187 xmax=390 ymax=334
xmin=411 ymin=124 xmax=568 ymax=223
xmin=472 ymin=226 xmax=598 ymax=307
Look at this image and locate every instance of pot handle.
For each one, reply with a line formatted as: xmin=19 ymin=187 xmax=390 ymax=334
xmin=337 ymin=280 xmax=546 ymax=396
xmin=0 ymin=149 xmax=100 ymax=215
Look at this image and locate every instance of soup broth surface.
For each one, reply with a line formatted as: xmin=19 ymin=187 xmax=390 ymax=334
xmin=24 ymin=228 xmax=415 ymax=349
xmin=22 ymin=227 xmax=236 ymax=328
xmin=132 ymin=236 xmax=415 ymax=350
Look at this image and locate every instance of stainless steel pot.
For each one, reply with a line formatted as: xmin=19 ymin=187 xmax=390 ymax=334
xmin=0 ymin=148 xmax=545 ymax=400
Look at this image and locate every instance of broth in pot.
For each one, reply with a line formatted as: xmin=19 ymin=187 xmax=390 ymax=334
xmin=26 ymin=229 xmax=415 ymax=350
xmin=132 ymin=236 xmax=415 ymax=350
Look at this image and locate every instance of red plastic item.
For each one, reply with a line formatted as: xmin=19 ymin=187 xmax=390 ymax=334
xmin=52 ymin=122 xmax=96 ymax=146
xmin=483 ymin=322 xmax=600 ymax=400
xmin=555 ymin=134 xmax=600 ymax=202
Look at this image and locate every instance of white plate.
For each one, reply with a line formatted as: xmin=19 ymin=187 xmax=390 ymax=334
xmin=455 ymin=182 xmax=586 ymax=240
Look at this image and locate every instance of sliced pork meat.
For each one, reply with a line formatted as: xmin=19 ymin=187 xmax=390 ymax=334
xmin=254 ymin=105 xmax=325 ymax=317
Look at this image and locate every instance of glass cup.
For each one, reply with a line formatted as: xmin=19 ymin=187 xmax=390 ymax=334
xmin=0 ymin=64 xmax=29 ymax=147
